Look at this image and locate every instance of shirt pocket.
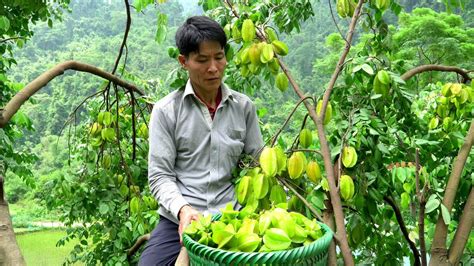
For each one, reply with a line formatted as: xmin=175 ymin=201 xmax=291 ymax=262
xmin=223 ymin=127 xmax=245 ymax=159
xmin=226 ymin=127 xmax=245 ymax=141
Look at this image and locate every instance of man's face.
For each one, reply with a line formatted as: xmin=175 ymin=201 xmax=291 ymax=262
xmin=179 ymin=40 xmax=227 ymax=94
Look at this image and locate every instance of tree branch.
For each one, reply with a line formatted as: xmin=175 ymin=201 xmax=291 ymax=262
xmin=327 ymin=0 xmax=347 ymax=43
xmin=59 ymin=89 xmax=105 ymax=137
xmin=415 ymin=148 xmax=421 ymax=200
xmin=289 ymin=148 xmax=323 ymax=157
xmin=415 ymin=149 xmax=427 ymax=266
xmin=384 ymin=195 xmax=421 ymax=266
xmin=311 ymin=1 xmax=365 ymax=265
xmin=224 ymin=0 xmax=238 ymax=17
xmin=0 ymin=36 xmax=24 ymax=44
xmin=0 ymin=60 xmax=146 ymax=128
xmin=418 ymin=200 xmax=427 ymax=265
xmin=111 ymin=0 xmax=131 ymax=75
xmin=277 ymin=177 xmax=325 ymax=223
xmin=401 ymin=64 xmax=472 ymax=83
xmin=0 ymin=174 xmax=3 ymax=204
xmin=448 ymin=187 xmax=473 ymax=265
xmin=431 ymin=119 xmax=474 ymax=261
xmin=127 ymin=233 xmax=150 ymax=257
xmin=270 ymin=96 xmax=314 ymax=147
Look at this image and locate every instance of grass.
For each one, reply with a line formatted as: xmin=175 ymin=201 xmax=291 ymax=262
xmin=16 ymin=230 xmax=83 ymax=266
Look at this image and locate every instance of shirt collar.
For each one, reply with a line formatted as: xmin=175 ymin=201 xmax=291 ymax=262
xmin=182 ymin=79 xmax=236 ymax=103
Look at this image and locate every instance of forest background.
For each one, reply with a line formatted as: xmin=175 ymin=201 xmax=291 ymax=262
xmin=1 ymin=0 xmax=473 ymax=265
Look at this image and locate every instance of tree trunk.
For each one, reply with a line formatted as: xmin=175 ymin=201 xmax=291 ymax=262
xmin=429 ymin=119 xmax=474 ymax=266
xmin=0 ymin=175 xmax=26 ymax=266
xmin=448 ymin=187 xmax=473 ymax=265
xmin=324 ymin=200 xmax=337 ymax=265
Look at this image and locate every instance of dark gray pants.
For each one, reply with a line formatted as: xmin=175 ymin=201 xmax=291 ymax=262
xmin=139 ymin=217 xmax=181 ymax=266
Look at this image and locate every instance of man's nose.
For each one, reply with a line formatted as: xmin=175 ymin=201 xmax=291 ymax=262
xmin=208 ymin=60 xmax=218 ymax=72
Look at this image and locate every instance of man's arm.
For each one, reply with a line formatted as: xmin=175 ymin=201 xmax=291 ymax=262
xmin=243 ymin=101 xmax=264 ymax=158
xmin=148 ymin=104 xmax=189 ymax=220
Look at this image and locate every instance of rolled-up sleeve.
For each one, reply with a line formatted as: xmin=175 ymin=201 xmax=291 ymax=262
xmin=148 ymin=104 xmax=189 ymax=220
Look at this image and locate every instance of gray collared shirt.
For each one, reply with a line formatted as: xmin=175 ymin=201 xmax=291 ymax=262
xmin=148 ymin=80 xmax=264 ymax=224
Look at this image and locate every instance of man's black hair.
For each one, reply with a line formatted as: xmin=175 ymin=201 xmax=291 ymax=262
xmin=175 ymin=16 xmax=227 ymax=57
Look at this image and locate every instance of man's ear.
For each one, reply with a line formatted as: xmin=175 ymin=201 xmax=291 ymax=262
xmin=178 ymin=55 xmax=187 ymax=69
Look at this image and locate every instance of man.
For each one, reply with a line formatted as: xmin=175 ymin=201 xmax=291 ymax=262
xmin=139 ymin=16 xmax=264 ymax=265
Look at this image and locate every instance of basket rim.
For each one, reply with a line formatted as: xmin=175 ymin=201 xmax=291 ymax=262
xmin=182 ymin=215 xmax=334 ymax=263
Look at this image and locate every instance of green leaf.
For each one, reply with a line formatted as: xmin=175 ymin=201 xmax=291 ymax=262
xmin=403 ymin=183 xmax=412 ymax=193
xmin=11 ymin=111 xmax=31 ymax=127
xmin=225 ymin=44 xmax=234 ymax=62
xmin=371 ymin=94 xmax=383 ymax=100
xmin=425 ymin=195 xmax=440 ymax=214
xmin=130 ymin=197 xmax=140 ymax=214
xmin=155 ymin=13 xmax=168 ymax=44
xmin=257 ymin=107 xmax=268 ymax=118
xmin=130 ymin=165 xmax=141 ymax=179
xmin=376 ymin=143 xmax=390 ymax=154
xmin=353 ymin=63 xmax=374 ymax=75
xmin=0 ymin=16 xmax=10 ymax=31
xmin=309 ymin=191 xmax=325 ymax=210
xmin=391 ymin=75 xmax=406 ymax=85
xmin=155 ymin=25 xmax=167 ymax=44
xmin=396 ymin=167 xmax=407 ymax=183
xmin=134 ymin=0 xmax=154 ymax=12
xmin=202 ymin=0 xmax=220 ymax=11
xmin=125 ymin=221 xmax=132 ymax=230
xmin=391 ymin=2 xmax=402 ymax=15
xmin=440 ymin=203 xmax=451 ymax=225
xmin=99 ymin=203 xmax=109 ymax=214
xmin=138 ymin=223 xmax=145 ymax=235
xmin=415 ymin=139 xmax=440 ymax=146
xmin=16 ymin=39 xmax=24 ymax=48
xmin=401 ymin=192 xmax=410 ymax=210
xmin=361 ymin=64 xmax=374 ymax=75
xmin=134 ymin=0 xmax=143 ymax=12
xmin=374 ymin=10 xmax=382 ymax=23
xmin=368 ymin=127 xmax=380 ymax=136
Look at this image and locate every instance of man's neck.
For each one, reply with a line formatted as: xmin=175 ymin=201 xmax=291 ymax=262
xmin=192 ymin=85 xmax=219 ymax=108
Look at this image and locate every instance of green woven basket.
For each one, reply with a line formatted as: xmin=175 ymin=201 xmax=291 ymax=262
xmin=182 ymin=214 xmax=333 ymax=266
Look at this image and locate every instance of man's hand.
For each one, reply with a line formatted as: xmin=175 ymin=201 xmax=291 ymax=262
xmin=178 ymin=205 xmax=200 ymax=244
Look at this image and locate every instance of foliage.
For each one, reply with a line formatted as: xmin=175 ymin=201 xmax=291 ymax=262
xmin=0 ymin=0 xmax=70 ymax=196
xmin=3 ymin=0 xmax=473 ymax=265
xmin=392 ymin=8 xmax=474 ymax=70
xmin=4 ymin=172 xmax=27 ymax=204
xmin=2 ymin=1 xmax=184 ymax=264
xmin=194 ymin=0 xmax=473 ymax=264
xmin=43 ymin=87 xmax=160 ymax=264
xmin=9 ymin=0 xmax=183 ymax=144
